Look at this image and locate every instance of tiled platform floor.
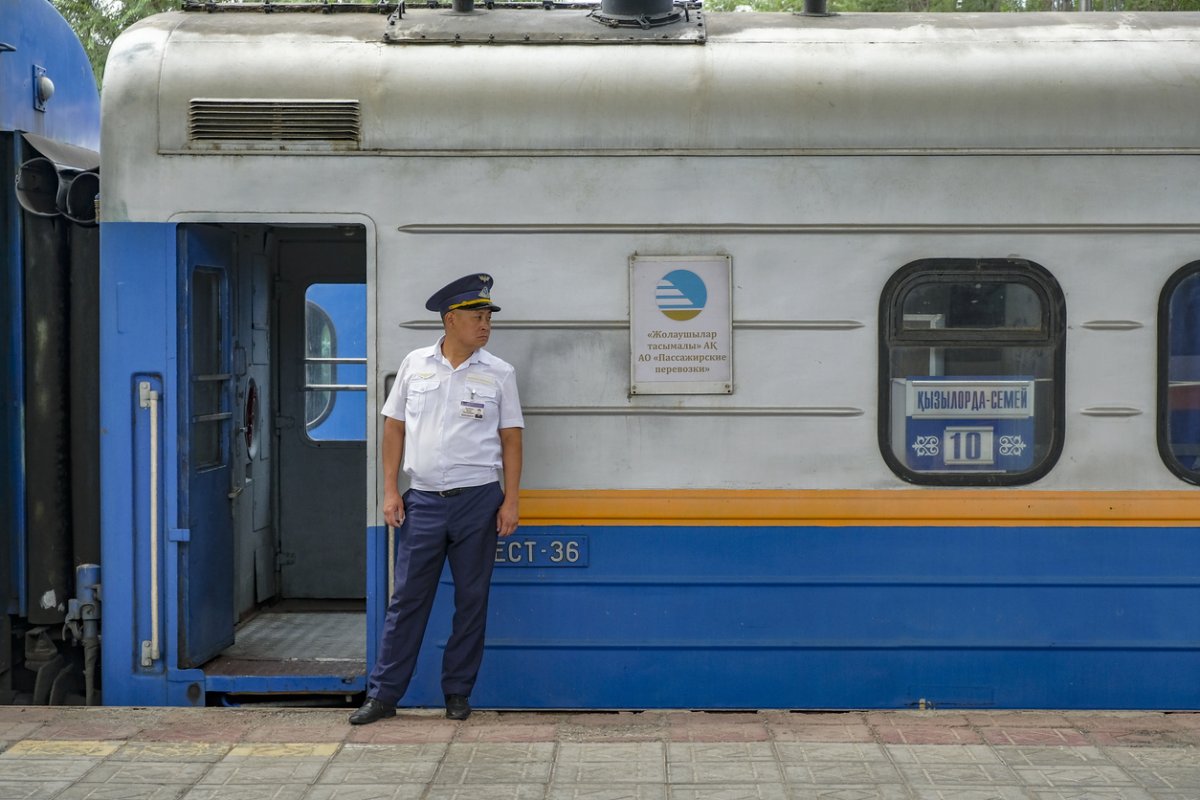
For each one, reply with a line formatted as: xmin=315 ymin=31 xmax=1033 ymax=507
xmin=0 ymin=707 xmax=1198 ymax=799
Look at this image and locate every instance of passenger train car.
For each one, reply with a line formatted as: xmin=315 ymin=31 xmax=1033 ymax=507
xmin=1 ymin=0 xmax=102 ymax=703
xmin=98 ymin=1 xmax=1200 ymax=708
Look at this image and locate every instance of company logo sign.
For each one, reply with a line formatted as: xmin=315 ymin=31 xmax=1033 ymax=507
xmin=656 ymin=269 xmax=707 ymax=321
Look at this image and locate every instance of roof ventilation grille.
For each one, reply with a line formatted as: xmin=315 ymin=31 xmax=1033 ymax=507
xmin=189 ymin=99 xmax=361 ymax=142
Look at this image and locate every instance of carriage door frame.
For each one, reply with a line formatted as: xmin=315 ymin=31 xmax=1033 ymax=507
xmin=274 ymin=233 xmax=367 ymax=600
xmin=177 ymin=225 xmax=236 ymax=668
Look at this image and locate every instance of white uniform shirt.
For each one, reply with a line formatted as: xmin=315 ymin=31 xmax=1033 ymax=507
xmin=380 ymin=337 xmax=524 ymax=492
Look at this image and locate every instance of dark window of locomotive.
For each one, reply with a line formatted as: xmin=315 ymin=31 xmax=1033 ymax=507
xmin=879 ymin=259 xmax=1064 ymax=485
xmin=1158 ymin=262 xmax=1200 ymax=483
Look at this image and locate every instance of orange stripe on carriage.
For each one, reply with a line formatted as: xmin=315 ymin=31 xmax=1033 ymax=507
xmin=518 ymin=490 xmax=1200 ymax=527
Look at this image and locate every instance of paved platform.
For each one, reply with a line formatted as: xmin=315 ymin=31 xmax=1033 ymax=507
xmin=1 ymin=706 xmax=1199 ymax=799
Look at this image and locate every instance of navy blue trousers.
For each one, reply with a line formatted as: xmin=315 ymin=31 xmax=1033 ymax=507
xmin=368 ymin=482 xmax=503 ymax=705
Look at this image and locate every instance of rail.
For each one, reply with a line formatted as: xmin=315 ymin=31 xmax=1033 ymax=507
xmin=138 ymin=382 xmax=161 ymax=667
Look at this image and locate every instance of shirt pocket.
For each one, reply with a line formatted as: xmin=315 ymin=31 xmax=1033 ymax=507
xmin=406 ymin=379 xmax=440 ymax=416
xmin=464 ymin=385 xmax=498 ymax=418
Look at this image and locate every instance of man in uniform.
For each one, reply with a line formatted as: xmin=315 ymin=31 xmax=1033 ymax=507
xmin=350 ymin=273 xmax=523 ymax=725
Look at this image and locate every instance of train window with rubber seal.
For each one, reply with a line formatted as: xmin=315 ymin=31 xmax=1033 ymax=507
xmin=879 ymin=259 xmax=1065 ymax=485
xmin=304 ymin=283 xmax=367 ymax=442
xmin=1159 ymin=262 xmax=1200 ymax=483
xmin=191 ymin=268 xmax=227 ymax=470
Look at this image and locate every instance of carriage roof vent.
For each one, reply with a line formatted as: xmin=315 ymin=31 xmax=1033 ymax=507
xmin=188 ymin=99 xmax=361 ymax=143
xmin=589 ymin=0 xmax=684 ymax=28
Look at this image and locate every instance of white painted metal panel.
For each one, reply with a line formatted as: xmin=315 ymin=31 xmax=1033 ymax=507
xmin=99 ymin=11 xmax=1200 ymax=500
xmin=128 ymin=13 xmax=1200 ymax=152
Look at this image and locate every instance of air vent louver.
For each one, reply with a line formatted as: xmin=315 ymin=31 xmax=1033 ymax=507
xmin=189 ymin=99 xmax=360 ymax=142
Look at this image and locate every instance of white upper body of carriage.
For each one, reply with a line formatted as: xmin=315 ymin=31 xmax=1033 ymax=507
xmin=102 ymin=10 xmax=1200 ymax=493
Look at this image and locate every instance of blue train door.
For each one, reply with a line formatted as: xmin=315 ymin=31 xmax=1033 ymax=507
xmin=179 ymin=226 xmax=235 ymax=668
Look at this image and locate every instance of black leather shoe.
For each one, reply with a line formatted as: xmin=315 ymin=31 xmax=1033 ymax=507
xmin=349 ymin=697 xmax=396 ymax=725
xmin=445 ymin=694 xmax=471 ymax=721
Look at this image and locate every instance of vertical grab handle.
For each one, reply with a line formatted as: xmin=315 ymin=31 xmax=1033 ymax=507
xmin=138 ymin=381 xmax=161 ymax=667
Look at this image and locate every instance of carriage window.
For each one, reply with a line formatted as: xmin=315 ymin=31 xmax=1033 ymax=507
xmin=880 ymin=259 xmax=1064 ymax=485
xmin=1159 ymin=263 xmax=1200 ymax=483
xmin=305 ymin=283 xmax=366 ymax=442
xmin=901 ymin=282 xmax=1044 ymax=332
xmin=191 ymin=269 xmax=226 ymax=469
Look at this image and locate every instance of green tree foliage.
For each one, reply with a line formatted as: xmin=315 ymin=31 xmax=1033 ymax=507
xmin=52 ymin=0 xmax=178 ymax=83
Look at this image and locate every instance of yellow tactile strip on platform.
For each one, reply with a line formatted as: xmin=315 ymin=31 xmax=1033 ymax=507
xmin=1 ymin=739 xmax=120 ymax=757
xmin=225 ymin=742 xmax=339 ymax=758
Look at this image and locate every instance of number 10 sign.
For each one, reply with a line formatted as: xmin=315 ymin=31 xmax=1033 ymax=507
xmin=904 ymin=377 xmax=1036 ymax=473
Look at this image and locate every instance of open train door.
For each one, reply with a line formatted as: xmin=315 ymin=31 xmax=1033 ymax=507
xmin=178 ymin=226 xmax=236 ymax=668
xmin=275 ymin=236 xmax=367 ymax=600
xmin=154 ymin=224 xmax=368 ymax=702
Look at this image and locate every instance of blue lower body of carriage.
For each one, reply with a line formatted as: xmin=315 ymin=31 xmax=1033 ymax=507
xmin=388 ymin=523 xmax=1200 ymax=710
xmin=100 ymin=225 xmax=1199 ymax=708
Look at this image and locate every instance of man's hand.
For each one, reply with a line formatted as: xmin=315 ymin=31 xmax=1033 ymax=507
xmin=497 ymin=427 xmax=522 ymax=538
xmin=381 ymin=417 xmax=406 ymax=528
xmin=383 ymin=489 xmax=405 ymax=528
xmin=497 ymin=498 xmax=519 ymax=537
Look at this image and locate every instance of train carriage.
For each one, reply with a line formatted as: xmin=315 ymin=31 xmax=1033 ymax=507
xmin=2 ymin=0 xmax=101 ymax=703
xmin=99 ymin=3 xmax=1200 ymax=707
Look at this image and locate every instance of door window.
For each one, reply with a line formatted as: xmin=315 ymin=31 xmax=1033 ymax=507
xmin=304 ymin=283 xmax=366 ymax=442
xmin=191 ymin=268 xmax=228 ymax=469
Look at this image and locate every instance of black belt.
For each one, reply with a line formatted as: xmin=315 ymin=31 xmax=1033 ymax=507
xmin=417 ymin=483 xmax=490 ymax=498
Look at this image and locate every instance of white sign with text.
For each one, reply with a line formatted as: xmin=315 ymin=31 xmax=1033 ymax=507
xmin=629 ymin=255 xmax=732 ymax=395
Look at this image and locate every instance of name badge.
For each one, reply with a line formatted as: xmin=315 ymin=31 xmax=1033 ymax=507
xmin=460 ymin=401 xmax=484 ymax=420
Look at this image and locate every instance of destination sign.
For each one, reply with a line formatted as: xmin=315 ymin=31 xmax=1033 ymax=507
xmin=904 ymin=377 xmax=1037 ymax=473
xmin=906 ymin=379 xmax=1035 ymax=419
